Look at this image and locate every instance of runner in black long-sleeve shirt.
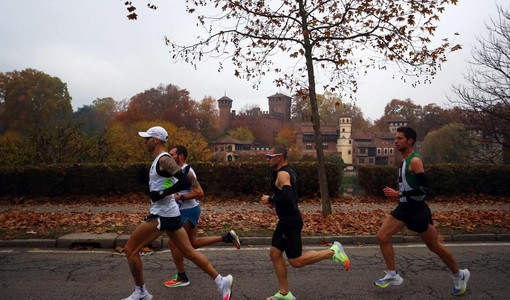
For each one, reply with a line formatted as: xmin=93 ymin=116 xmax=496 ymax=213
xmin=260 ymin=144 xmax=349 ymax=300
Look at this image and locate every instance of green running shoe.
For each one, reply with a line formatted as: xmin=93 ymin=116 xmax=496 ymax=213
xmin=266 ymin=291 xmax=296 ymax=300
xmin=330 ymin=241 xmax=350 ymax=271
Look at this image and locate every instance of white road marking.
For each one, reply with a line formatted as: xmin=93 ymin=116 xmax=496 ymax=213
xmin=0 ymin=242 xmax=504 ymax=255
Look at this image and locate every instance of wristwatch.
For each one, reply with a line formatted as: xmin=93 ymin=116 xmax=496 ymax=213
xmin=398 ymin=191 xmax=403 ymax=197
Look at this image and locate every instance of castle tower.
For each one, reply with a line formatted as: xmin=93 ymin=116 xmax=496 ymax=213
xmin=267 ymin=93 xmax=291 ymax=123
xmin=217 ymin=95 xmax=233 ymax=133
xmin=336 ymin=113 xmax=353 ymax=165
xmin=387 ymin=116 xmax=408 ymax=133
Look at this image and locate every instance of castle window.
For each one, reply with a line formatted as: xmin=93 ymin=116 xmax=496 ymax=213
xmin=389 ymin=148 xmax=394 ymax=154
xmin=306 ymin=143 xmax=313 ymax=150
xmin=384 ymin=148 xmax=388 ymax=154
xmin=359 ymin=158 xmax=365 ymax=164
xmin=348 ymin=150 xmax=351 ymax=155
xmin=377 ymin=148 xmax=381 ymax=154
xmin=227 ymin=145 xmax=233 ymax=152
xmin=349 ymin=140 xmax=352 ymax=144
xmin=323 ymin=142 xmax=328 ymax=149
xmin=342 ymin=128 xmax=345 ymax=132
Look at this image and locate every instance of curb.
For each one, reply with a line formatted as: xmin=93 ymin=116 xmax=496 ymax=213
xmin=1 ymin=233 xmax=509 ymax=249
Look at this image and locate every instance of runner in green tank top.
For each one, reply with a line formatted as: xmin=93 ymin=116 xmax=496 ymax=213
xmin=374 ymin=126 xmax=470 ymax=296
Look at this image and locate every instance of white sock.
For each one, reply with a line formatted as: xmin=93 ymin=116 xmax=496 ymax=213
xmin=387 ymin=270 xmax=397 ymax=276
xmin=454 ymin=271 xmax=462 ymax=277
xmin=214 ymin=274 xmax=222 ymax=287
xmin=136 ymin=284 xmax=147 ymax=295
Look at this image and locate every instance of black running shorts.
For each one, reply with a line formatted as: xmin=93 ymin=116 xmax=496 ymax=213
xmin=390 ymin=202 xmax=433 ymax=233
xmin=271 ymin=222 xmax=304 ymax=259
xmin=144 ymin=214 xmax=182 ymax=232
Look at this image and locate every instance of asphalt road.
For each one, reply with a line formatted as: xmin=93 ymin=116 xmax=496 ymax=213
xmin=1 ymin=242 xmax=509 ymax=299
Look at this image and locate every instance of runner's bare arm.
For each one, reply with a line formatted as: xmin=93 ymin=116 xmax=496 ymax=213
xmin=180 ymin=173 xmax=204 ymax=200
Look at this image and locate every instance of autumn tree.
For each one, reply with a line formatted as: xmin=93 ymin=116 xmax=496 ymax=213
xmin=0 ymin=68 xmax=73 ymax=134
xmin=415 ymin=103 xmax=460 ymax=138
xmin=373 ymin=98 xmax=459 ymax=138
xmin=292 ymin=91 xmax=347 ymax=124
xmin=128 ymin=0 xmax=461 ymax=216
xmin=0 ymin=123 xmax=93 ymax=166
xmin=169 ymin=129 xmax=213 ymax=162
xmin=31 ymin=123 xmax=90 ymax=164
xmin=450 ymin=5 xmax=510 ymax=164
xmin=228 ymin=127 xmax=254 ymax=142
xmin=74 ymin=97 xmax=117 ymax=136
xmin=102 ymin=120 xmax=212 ymax=163
xmin=347 ymin=103 xmax=371 ymax=131
xmin=373 ymin=98 xmax=422 ymax=132
xmin=113 ymin=84 xmax=201 ymax=132
xmin=275 ymin=123 xmax=297 ymax=149
xmin=420 ymin=123 xmax=475 ymax=164
xmin=196 ymin=96 xmax=221 ymax=141
xmin=0 ymin=131 xmax=34 ymax=166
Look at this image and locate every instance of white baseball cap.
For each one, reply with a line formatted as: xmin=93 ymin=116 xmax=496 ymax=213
xmin=138 ymin=126 xmax=168 ymax=142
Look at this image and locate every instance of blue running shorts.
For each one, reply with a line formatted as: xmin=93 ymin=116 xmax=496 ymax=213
xmin=180 ymin=205 xmax=201 ymax=228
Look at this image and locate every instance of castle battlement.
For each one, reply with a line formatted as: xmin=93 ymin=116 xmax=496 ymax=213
xmin=233 ymin=110 xmax=270 ymax=117
xmin=218 ymin=92 xmax=292 ymax=145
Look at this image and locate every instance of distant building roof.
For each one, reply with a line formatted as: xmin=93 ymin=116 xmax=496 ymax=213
xmin=387 ymin=116 xmax=407 ymax=123
xmin=267 ymin=92 xmax=291 ymax=99
xmin=210 ymin=136 xmax=252 ymax=145
xmin=218 ymin=95 xmax=233 ymax=102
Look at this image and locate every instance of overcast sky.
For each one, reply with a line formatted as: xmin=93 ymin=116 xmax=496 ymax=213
xmin=0 ymin=1 xmax=505 ymax=121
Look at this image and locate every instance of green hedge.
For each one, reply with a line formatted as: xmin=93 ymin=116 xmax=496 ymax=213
xmin=0 ymin=163 xmax=149 ymax=197
xmin=358 ymin=164 xmax=510 ymax=197
xmin=0 ymin=162 xmax=342 ymax=197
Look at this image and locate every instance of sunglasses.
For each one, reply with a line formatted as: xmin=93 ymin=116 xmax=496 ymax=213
xmin=265 ymin=153 xmax=284 ymax=159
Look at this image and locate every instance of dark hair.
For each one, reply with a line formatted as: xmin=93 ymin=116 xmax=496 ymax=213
xmin=174 ymin=145 xmax=188 ymax=160
xmin=273 ymin=143 xmax=288 ymax=160
xmin=397 ymin=127 xmax=417 ymax=145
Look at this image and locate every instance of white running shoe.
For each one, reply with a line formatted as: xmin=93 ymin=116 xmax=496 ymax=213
xmin=218 ymin=274 xmax=233 ymax=300
xmin=121 ymin=291 xmax=153 ymax=300
xmin=374 ymin=271 xmax=404 ymax=288
xmin=452 ymin=269 xmax=470 ymax=296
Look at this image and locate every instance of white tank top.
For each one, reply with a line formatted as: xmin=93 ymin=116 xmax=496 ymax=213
xmin=148 ymin=152 xmax=180 ymax=217
xmin=175 ymin=163 xmax=200 ymax=210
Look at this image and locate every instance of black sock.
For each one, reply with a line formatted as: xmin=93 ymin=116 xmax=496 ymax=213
xmin=222 ymin=233 xmax=231 ymax=243
xmin=178 ymin=272 xmax=188 ymax=281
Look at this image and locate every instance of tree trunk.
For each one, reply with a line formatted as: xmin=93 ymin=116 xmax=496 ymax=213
xmin=298 ymin=0 xmax=332 ymax=216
